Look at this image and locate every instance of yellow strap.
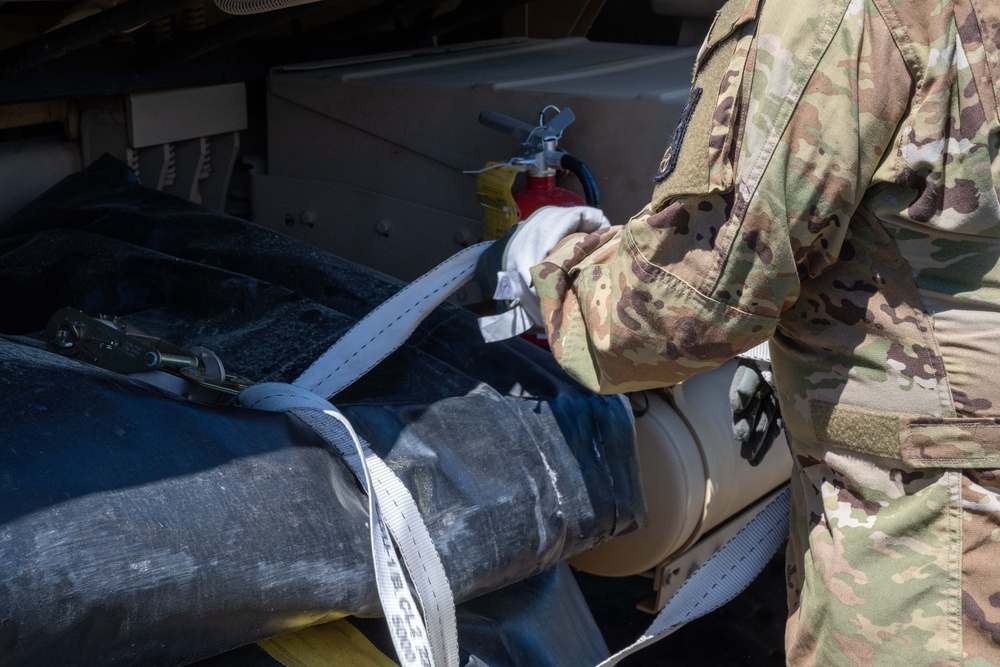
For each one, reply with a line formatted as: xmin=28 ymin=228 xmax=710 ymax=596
xmin=258 ymin=620 xmax=398 ymax=667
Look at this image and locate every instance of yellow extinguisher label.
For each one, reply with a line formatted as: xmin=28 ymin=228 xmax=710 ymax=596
xmin=475 ymin=163 xmax=523 ymax=240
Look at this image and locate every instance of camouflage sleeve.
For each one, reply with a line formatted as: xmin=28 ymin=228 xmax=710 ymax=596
xmin=530 ymin=0 xmax=911 ymax=394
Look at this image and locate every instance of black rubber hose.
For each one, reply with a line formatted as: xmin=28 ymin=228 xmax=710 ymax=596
xmin=560 ymin=153 xmax=601 ymax=209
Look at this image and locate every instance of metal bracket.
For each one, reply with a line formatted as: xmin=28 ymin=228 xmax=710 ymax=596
xmin=637 ymin=487 xmax=787 ymax=614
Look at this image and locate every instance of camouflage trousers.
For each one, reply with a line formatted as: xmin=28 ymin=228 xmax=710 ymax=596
xmin=784 ymin=439 xmax=1000 ymax=666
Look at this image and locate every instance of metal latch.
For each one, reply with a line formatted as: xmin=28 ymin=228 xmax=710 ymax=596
xmin=46 ymin=307 xmax=251 ymax=403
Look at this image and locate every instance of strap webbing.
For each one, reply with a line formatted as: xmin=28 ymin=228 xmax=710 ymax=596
xmin=241 ymin=384 xmax=459 ymax=667
xmin=242 ymin=237 xmax=789 ymax=667
xmin=739 ymin=341 xmax=771 ymax=364
xmin=294 ymin=243 xmax=492 ymax=399
xmin=258 ymin=619 xmax=397 ymax=667
xmin=296 ymin=406 xmax=457 ymax=667
xmin=598 ymin=486 xmax=790 ymax=666
xmin=242 ymin=245 xmax=498 ymax=667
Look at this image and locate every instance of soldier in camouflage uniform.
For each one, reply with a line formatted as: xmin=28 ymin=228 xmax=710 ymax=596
xmin=508 ymin=0 xmax=1000 ymax=663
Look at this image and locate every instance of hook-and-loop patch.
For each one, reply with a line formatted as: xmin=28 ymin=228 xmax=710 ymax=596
xmin=654 ymin=87 xmax=703 ymax=183
xmin=649 ymin=0 xmax=761 ymax=209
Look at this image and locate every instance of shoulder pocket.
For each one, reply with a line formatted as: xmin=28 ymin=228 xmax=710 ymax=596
xmin=696 ymin=0 xmax=761 ymax=74
xmin=650 ymin=0 xmax=760 ymax=210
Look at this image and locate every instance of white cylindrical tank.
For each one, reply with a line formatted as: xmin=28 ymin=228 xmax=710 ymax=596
xmin=571 ymin=359 xmax=791 ymax=577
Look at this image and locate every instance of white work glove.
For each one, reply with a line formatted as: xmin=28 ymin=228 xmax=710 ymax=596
xmin=476 ymin=206 xmax=610 ymax=342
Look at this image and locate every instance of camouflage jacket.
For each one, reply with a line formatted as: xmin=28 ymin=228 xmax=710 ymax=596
xmin=531 ymin=0 xmax=1000 ymax=462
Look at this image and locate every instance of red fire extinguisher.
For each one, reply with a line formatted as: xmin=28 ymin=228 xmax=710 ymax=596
xmin=475 ymin=105 xmax=601 ymax=238
xmin=474 ymin=105 xmax=602 ymax=347
xmin=515 ymin=169 xmax=586 ymax=218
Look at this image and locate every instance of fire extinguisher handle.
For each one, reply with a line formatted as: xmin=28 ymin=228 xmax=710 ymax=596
xmin=541 ymin=107 xmax=575 ymax=139
xmin=478 ymin=110 xmax=536 ymax=145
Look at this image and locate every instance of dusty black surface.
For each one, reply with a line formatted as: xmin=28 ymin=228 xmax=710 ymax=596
xmin=576 ymin=550 xmax=788 ymax=666
xmin=0 ymin=159 xmax=641 ymax=667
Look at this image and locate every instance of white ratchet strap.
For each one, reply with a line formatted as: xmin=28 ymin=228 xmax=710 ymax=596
xmin=473 ymin=264 xmax=788 ymax=661
xmin=294 ymin=242 xmax=493 ymax=399
xmin=241 ymin=384 xmax=459 ymax=667
xmin=243 ymin=235 xmax=787 ymax=667
xmin=240 ymin=244 xmax=495 ymax=667
xmin=598 ymin=486 xmax=790 ymax=666
xmin=594 ymin=344 xmax=785 ymax=665
xmin=739 ymin=341 xmax=772 ymax=364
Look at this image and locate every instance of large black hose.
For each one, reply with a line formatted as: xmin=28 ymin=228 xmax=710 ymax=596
xmin=560 ymin=152 xmax=601 ymax=209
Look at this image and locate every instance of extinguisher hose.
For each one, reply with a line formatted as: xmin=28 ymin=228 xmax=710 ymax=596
xmin=559 ymin=153 xmax=601 ymax=209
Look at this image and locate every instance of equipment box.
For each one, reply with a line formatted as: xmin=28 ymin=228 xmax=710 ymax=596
xmin=255 ymin=37 xmax=698 ymax=281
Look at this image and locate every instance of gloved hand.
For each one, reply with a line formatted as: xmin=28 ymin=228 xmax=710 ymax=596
xmin=476 ymin=205 xmax=610 ymax=342
xmin=730 ymin=359 xmax=783 ymax=466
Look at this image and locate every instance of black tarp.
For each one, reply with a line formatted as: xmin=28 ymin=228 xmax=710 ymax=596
xmin=0 ymin=158 xmax=642 ymax=666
